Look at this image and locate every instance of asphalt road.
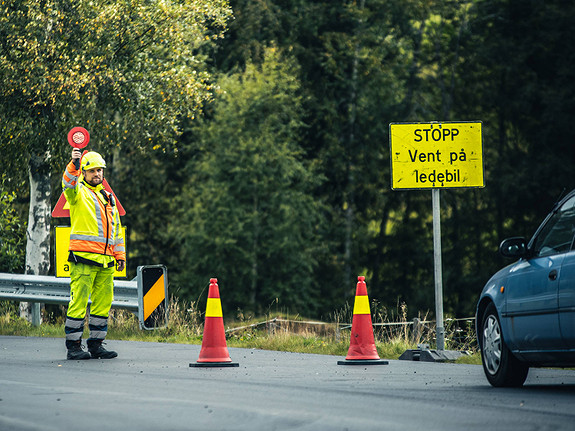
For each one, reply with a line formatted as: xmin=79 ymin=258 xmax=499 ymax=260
xmin=1 ymin=336 xmax=574 ymax=431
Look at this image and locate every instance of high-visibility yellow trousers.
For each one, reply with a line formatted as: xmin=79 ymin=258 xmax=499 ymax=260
xmin=65 ymin=262 xmax=114 ymax=342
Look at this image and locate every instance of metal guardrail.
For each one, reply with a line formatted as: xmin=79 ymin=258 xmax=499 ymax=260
xmin=0 ymin=272 xmax=139 ymax=326
xmin=0 ymin=272 xmax=138 ymax=310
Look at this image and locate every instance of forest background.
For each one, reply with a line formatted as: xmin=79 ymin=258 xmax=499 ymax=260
xmin=2 ymin=0 xmax=574 ymax=323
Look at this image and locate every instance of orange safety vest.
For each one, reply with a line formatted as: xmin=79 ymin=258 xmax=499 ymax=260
xmin=62 ymin=161 xmax=126 ymax=262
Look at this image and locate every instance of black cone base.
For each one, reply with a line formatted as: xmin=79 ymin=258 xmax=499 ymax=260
xmin=337 ymin=359 xmax=389 ymax=365
xmin=190 ymin=362 xmax=239 ymax=368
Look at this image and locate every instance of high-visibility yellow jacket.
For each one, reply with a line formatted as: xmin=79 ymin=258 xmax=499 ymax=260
xmin=62 ymin=161 xmax=126 ymax=263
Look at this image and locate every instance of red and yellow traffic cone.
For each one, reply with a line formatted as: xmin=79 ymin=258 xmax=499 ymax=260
xmin=337 ymin=276 xmax=388 ymax=365
xmin=190 ymin=278 xmax=239 ymax=368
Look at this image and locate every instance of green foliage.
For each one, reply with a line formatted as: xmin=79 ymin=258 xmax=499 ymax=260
xmin=0 ymin=0 xmax=232 ymax=177
xmin=171 ymin=46 xmax=327 ymax=315
xmin=195 ymin=0 xmax=575 ymax=318
xmin=0 ymin=177 xmax=26 ymax=273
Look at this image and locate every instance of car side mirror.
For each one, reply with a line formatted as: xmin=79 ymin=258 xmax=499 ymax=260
xmin=499 ymin=237 xmax=528 ymax=258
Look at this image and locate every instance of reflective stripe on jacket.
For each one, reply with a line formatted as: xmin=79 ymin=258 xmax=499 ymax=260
xmin=62 ymin=161 xmax=126 ymax=262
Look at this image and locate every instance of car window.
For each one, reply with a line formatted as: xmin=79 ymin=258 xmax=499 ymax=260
xmin=532 ymin=195 xmax=575 ymax=257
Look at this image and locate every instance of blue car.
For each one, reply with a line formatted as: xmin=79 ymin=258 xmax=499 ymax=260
xmin=476 ymin=189 xmax=575 ymax=387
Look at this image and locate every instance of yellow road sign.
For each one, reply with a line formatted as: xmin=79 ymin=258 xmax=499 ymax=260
xmin=55 ymin=226 xmax=127 ymax=278
xmin=390 ymin=121 xmax=484 ymax=190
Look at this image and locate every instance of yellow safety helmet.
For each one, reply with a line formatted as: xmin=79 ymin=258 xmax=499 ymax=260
xmin=81 ymin=151 xmax=106 ymax=171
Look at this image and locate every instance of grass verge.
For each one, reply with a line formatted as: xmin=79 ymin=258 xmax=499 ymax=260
xmin=0 ymin=300 xmax=481 ymax=364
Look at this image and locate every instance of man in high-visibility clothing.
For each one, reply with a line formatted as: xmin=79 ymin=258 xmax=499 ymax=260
xmin=62 ymin=147 xmax=126 ymax=360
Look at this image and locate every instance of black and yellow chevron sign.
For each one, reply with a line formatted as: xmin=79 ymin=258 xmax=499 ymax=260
xmin=137 ymin=265 xmax=168 ymax=330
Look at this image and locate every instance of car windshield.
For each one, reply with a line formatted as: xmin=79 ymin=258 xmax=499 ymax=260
xmin=532 ymin=195 xmax=575 ymax=257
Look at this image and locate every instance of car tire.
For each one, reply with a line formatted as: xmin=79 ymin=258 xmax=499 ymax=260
xmin=480 ymin=303 xmax=529 ymax=387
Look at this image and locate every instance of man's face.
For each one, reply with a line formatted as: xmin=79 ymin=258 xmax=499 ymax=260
xmin=83 ymin=167 xmax=104 ymax=186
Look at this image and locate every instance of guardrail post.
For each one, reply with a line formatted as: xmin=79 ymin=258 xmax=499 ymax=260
xmin=267 ymin=318 xmax=277 ymax=335
xmin=411 ymin=317 xmax=422 ymax=344
xmin=31 ymin=303 xmax=41 ymax=327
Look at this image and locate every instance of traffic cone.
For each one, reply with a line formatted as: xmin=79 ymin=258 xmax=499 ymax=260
xmin=190 ymin=278 xmax=239 ymax=368
xmin=337 ymin=276 xmax=388 ymax=365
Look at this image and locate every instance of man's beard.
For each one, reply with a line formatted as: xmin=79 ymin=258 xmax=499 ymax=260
xmin=85 ymin=177 xmax=103 ymax=187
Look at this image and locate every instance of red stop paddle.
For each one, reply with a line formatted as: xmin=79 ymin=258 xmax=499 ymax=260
xmin=67 ymin=127 xmax=90 ymax=149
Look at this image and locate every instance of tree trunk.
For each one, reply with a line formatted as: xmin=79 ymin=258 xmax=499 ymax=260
xmin=343 ymin=0 xmax=365 ymax=292
xmin=19 ymin=154 xmax=52 ymax=324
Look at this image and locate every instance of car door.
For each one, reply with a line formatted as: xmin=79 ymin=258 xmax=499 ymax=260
xmin=553 ymin=193 xmax=575 ymax=349
xmin=504 ymin=194 xmax=575 ymax=351
xmin=504 ymin=254 xmax=564 ymax=351
xmin=558 ymin=249 xmax=575 ymax=348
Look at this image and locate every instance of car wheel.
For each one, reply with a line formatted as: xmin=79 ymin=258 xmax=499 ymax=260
xmin=481 ymin=303 xmax=529 ymax=387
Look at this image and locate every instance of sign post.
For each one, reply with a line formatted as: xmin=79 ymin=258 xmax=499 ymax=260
xmin=432 ymin=189 xmax=444 ymax=349
xmin=390 ymin=121 xmax=483 ymax=352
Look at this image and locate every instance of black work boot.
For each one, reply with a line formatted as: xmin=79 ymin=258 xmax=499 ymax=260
xmin=66 ymin=340 xmax=91 ymax=360
xmin=87 ymin=339 xmax=118 ymax=359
